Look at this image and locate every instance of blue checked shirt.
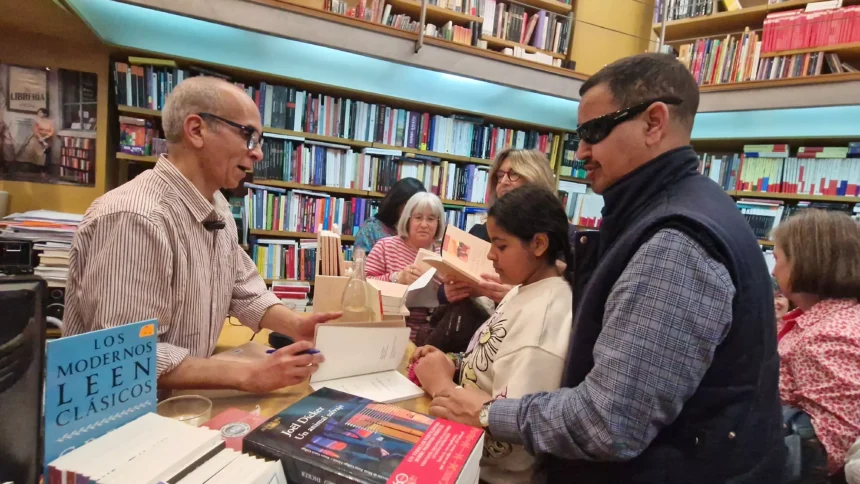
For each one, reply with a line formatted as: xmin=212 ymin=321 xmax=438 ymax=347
xmin=487 ymin=229 xmax=735 ymax=461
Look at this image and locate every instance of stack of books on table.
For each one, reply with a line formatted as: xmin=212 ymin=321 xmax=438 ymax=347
xmin=46 ymin=412 xmax=286 ymax=483
xmin=0 ymin=210 xmax=81 ymax=287
xmin=272 ymin=280 xmax=311 ymax=312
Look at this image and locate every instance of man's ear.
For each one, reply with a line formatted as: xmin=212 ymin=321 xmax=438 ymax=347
xmin=531 ymin=233 xmax=549 ymax=258
xmin=643 ymin=102 xmax=671 ymax=146
xmin=184 ymin=114 xmax=206 ymax=149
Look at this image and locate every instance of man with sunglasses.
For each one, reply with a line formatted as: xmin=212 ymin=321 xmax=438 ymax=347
xmin=429 ymin=54 xmax=784 ymax=482
xmin=65 ymin=76 xmax=340 ymax=394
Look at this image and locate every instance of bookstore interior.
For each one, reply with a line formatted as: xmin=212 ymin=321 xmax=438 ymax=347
xmin=1 ymin=0 xmax=860 ymax=482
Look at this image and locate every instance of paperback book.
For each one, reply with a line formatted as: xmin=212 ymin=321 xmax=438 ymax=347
xmin=243 ymin=388 xmax=484 ymax=484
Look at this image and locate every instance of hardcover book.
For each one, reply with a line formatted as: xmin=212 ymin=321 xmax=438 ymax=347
xmin=44 ymin=319 xmax=158 ymax=475
xmin=243 ymin=388 xmax=484 ymax=484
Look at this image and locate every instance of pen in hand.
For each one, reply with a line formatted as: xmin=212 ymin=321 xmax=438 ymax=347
xmin=267 ymin=331 xmax=320 ymax=355
xmin=266 ymin=348 xmax=320 ymax=355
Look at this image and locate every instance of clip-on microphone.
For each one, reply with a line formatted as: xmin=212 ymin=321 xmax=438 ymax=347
xmin=203 ymin=220 xmax=226 ymax=231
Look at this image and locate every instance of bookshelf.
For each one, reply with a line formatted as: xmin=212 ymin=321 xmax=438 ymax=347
xmin=116 ymin=152 xmax=158 ymax=164
xmin=481 ymin=35 xmax=567 ymax=60
xmin=559 ymin=175 xmax=590 ymax=184
xmin=250 ymin=229 xmax=357 ymax=242
xmin=515 ymin=0 xmax=573 ymax=15
xmin=383 ymin=0 xmax=484 ymax=25
xmin=729 ymin=190 xmax=860 ymax=204
xmin=760 ymin=41 xmax=860 ymax=59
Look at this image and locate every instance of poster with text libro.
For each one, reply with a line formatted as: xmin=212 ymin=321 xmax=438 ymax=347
xmin=44 ymin=319 xmax=158 ymax=474
xmin=0 ymin=62 xmax=98 ymax=186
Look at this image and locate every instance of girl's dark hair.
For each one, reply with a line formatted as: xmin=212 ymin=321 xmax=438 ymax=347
xmin=376 ymin=178 xmax=426 ymax=228
xmin=488 ymin=185 xmax=574 ymax=289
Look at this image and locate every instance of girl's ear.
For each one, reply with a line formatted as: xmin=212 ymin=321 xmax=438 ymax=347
xmin=531 ymin=233 xmax=549 ymax=258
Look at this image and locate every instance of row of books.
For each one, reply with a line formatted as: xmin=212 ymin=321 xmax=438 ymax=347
xmin=557 ymin=132 xmax=582 ymax=178
xmin=557 ymin=180 xmax=603 ymax=228
xmin=252 ymin=239 xmax=338 ymax=282
xmin=762 ymin=5 xmax=860 ymax=54
xmin=737 ymin=198 xmax=859 ymax=241
xmin=243 ymin=184 xmax=379 ymax=236
xmin=699 ymin=144 xmax=860 ymax=196
xmin=58 ymin=136 xmax=95 ymax=185
xmin=478 ymin=0 xmax=571 ymax=56
xmin=247 ymin=81 xmax=557 ymax=160
xmin=653 ymin=0 xmax=715 ymax=24
xmin=424 ymin=21 xmax=479 ymax=46
xmin=445 ymin=207 xmax=486 ymax=232
xmin=118 ymin=116 xmax=162 ymax=156
xmin=112 ymin=60 xmax=192 ymax=111
xmin=254 ymin=142 xmax=490 ymax=203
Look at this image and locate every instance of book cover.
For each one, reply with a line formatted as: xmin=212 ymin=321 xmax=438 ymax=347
xmin=44 ymin=319 xmax=158 ymax=475
xmin=243 ymin=388 xmax=483 ymax=484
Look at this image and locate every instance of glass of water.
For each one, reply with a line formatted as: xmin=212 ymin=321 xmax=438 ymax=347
xmin=157 ymin=395 xmax=212 ymax=427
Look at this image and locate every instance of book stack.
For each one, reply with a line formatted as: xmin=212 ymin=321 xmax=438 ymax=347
xmin=47 ymin=412 xmax=285 ymax=484
xmin=0 ymin=210 xmax=81 ymax=287
xmin=243 ymin=388 xmax=483 ymax=483
xmin=119 ymin=116 xmax=159 ymax=156
xmin=653 ymin=0 xmax=715 ymax=24
xmin=736 ymin=199 xmax=786 ymax=240
xmin=317 ymin=230 xmax=347 ymax=276
xmin=253 ymin=239 xmax=335 ymax=282
xmin=762 ymin=4 xmax=860 ymax=55
xmin=272 ymin=280 xmax=312 ymax=311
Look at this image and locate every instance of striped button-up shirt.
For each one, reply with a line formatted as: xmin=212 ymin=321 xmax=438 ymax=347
xmin=64 ymin=156 xmax=280 ymax=376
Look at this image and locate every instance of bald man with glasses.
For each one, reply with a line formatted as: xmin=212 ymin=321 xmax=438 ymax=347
xmin=64 ymin=76 xmax=340 ymax=393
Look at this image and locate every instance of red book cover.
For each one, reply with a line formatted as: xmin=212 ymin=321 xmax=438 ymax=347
xmin=203 ymin=408 xmax=268 ymax=451
xmin=243 ymin=388 xmax=483 ymax=484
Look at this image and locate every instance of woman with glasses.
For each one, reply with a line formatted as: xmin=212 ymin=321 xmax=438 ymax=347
xmin=443 ymin=148 xmax=557 ymax=305
xmin=353 ymin=177 xmax=426 ymax=258
xmin=365 ymin=192 xmax=445 ymax=342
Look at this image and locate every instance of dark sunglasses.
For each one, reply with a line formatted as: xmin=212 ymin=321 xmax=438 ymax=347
xmin=198 ymin=112 xmax=264 ymax=150
xmin=576 ymin=97 xmax=683 ymax=145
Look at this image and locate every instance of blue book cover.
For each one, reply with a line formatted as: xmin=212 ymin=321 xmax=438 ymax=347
xmin=44 ymin=319 xmax=158 ymax=472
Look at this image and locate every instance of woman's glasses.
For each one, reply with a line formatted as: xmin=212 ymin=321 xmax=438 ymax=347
xmin=411 ymin=215 xmax=439 ymax=224
xmin=576 ymin=97 xmax=683 ymax=145
xmin=496 ymin=170 xmax=520 ymax=183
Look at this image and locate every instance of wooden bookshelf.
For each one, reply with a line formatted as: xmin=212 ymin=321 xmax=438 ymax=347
xmin=481 ymin=35 xmax=566 ymax=60
xmin=265 ymin=126 xmax=373 ymax=147
xmin=655 ymin=0 xmax=860 ymax=43
xmin=760 ymin=42 xmax=860 ymax=59
xmin=440 ymin=199 xmax=488 ymax=208
xmin=116 ymin=152 xmax=159 ymax=163
xmin=698 ymin=71 xmax=860 ymax=92
xmin=250 ymin=228 xmax=357 ymax=241
xmin=559 ymin=175 xmax=590 ymax=184
xmin=758 ymin=239 xmax=775 ymax=247
xmin=372 ymin=142 xmax=485 ymax=164
xmin=252 ymin=179 xmax=370 ymax=196
xmin=117 ymin=105 xmax=162 ymax=117
xmin=516 ymin=0 xmax=573 ymax=15
xmin=729 ymin=190 xmax=860 ymax=203
xmin=385 ymin=0 xmax=483 ymax=25
xmin=264 ymin=278 xmax=315 ymax=285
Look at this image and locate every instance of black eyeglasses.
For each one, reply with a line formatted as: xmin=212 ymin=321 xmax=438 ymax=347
xmin=576 ymin=97 xmax=683 ymax=145
xmin=198 ymin=112 xmax=264 ymax=150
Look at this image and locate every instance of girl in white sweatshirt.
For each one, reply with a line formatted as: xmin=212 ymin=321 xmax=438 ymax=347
xmin=412 ymin=185 xmax=574 ymax=484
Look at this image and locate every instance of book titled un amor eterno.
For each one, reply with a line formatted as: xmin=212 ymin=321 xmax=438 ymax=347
xmin=243 ymin=388 xmax=484 ymax=484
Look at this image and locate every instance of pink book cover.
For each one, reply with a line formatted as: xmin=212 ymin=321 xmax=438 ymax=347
xmin=203 ymin=408 xmax=268 ymax=451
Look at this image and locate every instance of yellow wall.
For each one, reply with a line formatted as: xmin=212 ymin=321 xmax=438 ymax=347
xmin=571 ymin=0 xmax=657 ymax=75
xmin=0 ymin=4 xmax=110 ymax=214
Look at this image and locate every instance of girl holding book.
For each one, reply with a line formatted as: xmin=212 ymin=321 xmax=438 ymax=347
xmin=411 ymin=185 xmax=574 ymax=484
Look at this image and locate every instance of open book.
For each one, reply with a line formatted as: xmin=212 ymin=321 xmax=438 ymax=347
xmin=310 ymin=322 xmax=424 ymax=403
xmin=419 ymin=225 xmax=496 ymax=284
xmin=368 ymin=267 xmax=439 ymax=315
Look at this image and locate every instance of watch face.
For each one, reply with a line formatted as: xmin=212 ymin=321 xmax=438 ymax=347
xmin=479 ymin=404 xmax=491 ymax=428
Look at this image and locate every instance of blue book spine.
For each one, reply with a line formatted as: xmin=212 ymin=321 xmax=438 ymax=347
xmin=428 ymin=117 xmax=436 ymax=152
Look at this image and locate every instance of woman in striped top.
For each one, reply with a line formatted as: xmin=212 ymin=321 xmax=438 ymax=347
xmin=365 ymin=192 xmax=444 ymax=341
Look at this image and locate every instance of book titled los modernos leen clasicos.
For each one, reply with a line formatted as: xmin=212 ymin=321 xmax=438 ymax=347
xmin=243 ymin=388 xmax=484 ymax=484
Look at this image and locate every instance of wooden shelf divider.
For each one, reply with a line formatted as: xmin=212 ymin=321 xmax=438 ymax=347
xmin=250 ymin=229 xmax=357 ymax=242
xmin=253 ymin=179 xmax=368 ymax=196
xmin=760 ymin=41 xmax=860 ymax=59
xmin=511 ymin=0 xmax=573 ymax=15
xmin=116 ymin=152 xmax=159 ymax=163
xmin=385 ymin=0 xmax=482 ymax=24
xmin=729 ymin=190 xmax=860 ymax=203
xmin=481 ymin=35 xmax=566 ymax=60
xmin=559 ymin=175 xmax=590 ymax=185
xmin=265 ymin=126 xmax=373 ymax=147
xmin=117 ymin=105 xmax=162 ymax=117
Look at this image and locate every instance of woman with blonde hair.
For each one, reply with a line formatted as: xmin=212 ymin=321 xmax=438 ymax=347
xmin=772 ymin=209 xmax=860 ymax=482
xmin=443 ymin=148 xmax=559 ymax=304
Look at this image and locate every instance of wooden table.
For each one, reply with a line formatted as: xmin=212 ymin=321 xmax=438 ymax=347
xmin=171 ymin=321 xmax=431 ymax=419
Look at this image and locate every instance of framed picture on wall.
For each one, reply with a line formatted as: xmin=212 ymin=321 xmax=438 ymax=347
xmin=6 ymin=65 xmax=48 ymax=114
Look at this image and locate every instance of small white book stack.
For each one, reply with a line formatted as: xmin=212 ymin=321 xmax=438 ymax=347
xmin=46 ymin=413 xmax=286 ymax=484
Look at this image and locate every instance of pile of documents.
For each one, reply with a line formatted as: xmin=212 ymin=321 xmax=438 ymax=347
xmin=1 ymin=210 xmax=82 ymax=288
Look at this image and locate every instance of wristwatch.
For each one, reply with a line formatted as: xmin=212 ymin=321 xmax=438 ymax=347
xmin=479 ymin=400 xmax=493 ymax=430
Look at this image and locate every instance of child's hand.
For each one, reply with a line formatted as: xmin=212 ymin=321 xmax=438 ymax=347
xmin=477 ymin=273 xmax=512 ymax=303
xmin=411 ymin=345 xmax=441 ymax=363
xmin=414 ymin=351 xmax=457 ymax=397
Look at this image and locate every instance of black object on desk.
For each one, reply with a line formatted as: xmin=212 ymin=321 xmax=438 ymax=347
xmin=0 ymin=239 xmax=34 ymax=275
xmin=267 ymin=332 xmax=319 ymax=355
xmin=0 ymin=276 xmax=46 ymax=484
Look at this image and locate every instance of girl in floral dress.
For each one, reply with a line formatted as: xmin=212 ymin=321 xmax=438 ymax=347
xmin=411 ymin=185 xmax=574 ymax=484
